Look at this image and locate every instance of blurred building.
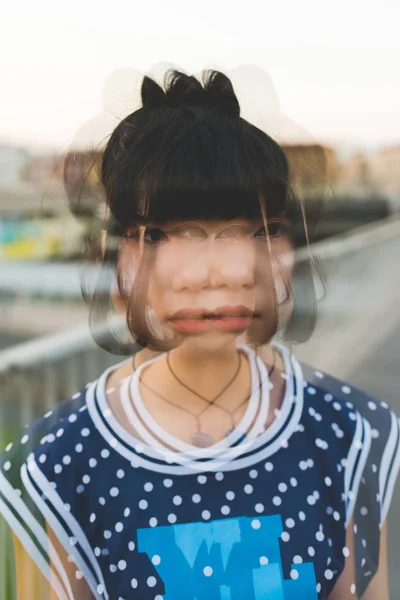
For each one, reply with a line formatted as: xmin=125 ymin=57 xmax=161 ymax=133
xmin=0 ymin=145 xmax=31 ymax=189
xmin=281 ymin=143 xmax=339 ymax=198
xmin=334 ymin=150 xmax=374 ymax=198
xmin=340 ymin=151 xmax=370 ymax=185
xmin=369 ymin=145 xmax=400 ymax=209
xmin=21 ymin=154 xmax=56 ymax=186
xmin=52 ymin=150 xmax=103 ymax=217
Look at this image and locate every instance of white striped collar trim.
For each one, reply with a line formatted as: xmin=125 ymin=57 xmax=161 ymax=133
xmin=87 ymin=342 xmax=304 ymax=474
xmin=122 ymin=343 xmax=265 ymax=456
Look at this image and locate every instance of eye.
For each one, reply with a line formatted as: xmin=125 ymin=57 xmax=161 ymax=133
xmin=254 ymin=221 xmax=289 ymax=241
xmin=143 ymin=227 xmax=169 ymax=245
xmin=254 ymin=226 xmax=268 ymax=241
xmin=216 ymin=224 xmax=248 ymax=240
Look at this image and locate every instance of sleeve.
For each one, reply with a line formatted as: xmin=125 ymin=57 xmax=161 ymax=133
xmin=0 ymin=389 xmax=88 ymax=600
xmin=350 ymin=399 xmax=400 ymax=597
xmin=300 ymin=361 xmax=400 ymax=597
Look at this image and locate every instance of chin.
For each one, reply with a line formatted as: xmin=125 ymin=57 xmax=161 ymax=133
xmin=180 ymin=330 xmax=243 ymax=355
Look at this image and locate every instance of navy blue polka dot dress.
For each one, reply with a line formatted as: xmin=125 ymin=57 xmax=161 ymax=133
xmin=1 ymin=343 xmax=399 ymax=600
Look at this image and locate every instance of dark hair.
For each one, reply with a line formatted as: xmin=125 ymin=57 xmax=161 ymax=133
xmin=65 ymin=69 xmax=324 ymax=354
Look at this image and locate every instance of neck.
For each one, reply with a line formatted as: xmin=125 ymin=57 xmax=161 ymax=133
xmin=144 ymin=340 xmax=250 ymax=412
xmin=170 ymin=341 xmax=240 ymax=387
xmin=132 ymin=340 xmax=285 ymax=444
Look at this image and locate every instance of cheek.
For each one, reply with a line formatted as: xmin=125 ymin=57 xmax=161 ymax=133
xmin=148 ymin=270 xmax=163 ymax=307
xmin=147 ymin=246 xmax=178 ymax=311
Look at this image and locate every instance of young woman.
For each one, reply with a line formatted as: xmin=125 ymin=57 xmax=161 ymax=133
xmin=1 ymin=70 xmax=398 ymax=600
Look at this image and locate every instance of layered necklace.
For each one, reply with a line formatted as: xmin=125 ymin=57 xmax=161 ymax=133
xmin=132 ymin=348 xmax=276 ymax=448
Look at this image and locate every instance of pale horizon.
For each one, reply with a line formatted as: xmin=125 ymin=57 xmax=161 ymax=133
xmin=1 ymin=0 xmax=399 ymax=155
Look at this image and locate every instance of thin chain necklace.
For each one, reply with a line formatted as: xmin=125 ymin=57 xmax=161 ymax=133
xmin=132 ymin=349 xmax=276 ymax=448
xmin=166 ymin=350 xmax=242 ymax=410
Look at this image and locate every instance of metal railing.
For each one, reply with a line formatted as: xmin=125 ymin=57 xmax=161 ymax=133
xmin=0 ymin=317 xmax=127 ymax=443
xmin=0 ymin=319 xmax=125 ymax=600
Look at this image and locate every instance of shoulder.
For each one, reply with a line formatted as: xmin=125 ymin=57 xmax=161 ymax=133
xmin=0 ymin=382 xmax=96 ymax=598
xmin=296 ymin=366 xmax=371 ymax=524
xmin=300 ymin=359 xmax=400 ymax=524
xmin=0 ymin=385 xmax=88 ymax=484
xmin=1 ymin=375 xmax=117 ymax=507
xmin=299 ymin=359 xmax=400 ymax=596
xmin=301 ymin=360 xmax=398 ymax=438
xmin=1 ymin=353 xmax=132 ymax=525
xmin=25 ymin=392 xmax=96 ymax=490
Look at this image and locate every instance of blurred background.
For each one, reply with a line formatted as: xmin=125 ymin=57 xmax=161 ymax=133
xmin=0 ymin=0 xmax=399 ymax=597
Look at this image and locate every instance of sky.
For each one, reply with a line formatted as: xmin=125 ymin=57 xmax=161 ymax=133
xmin=1 ymin=0 xmax=399 ymax=155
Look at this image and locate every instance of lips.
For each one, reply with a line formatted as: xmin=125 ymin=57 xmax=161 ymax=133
xmin=169 ymin=305 xmax=256 ymax=321
xmin=167 ymin=305 xmax=258 ymax=333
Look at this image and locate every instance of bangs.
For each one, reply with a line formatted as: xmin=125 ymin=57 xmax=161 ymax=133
xmin=103 ymin=108 xmax=289 ymax=228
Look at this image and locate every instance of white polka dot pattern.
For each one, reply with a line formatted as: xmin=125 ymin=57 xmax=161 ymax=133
xmin=0 ymin=350 xmax=397 ymax=600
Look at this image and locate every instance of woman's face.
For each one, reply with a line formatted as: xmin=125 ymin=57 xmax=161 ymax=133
xmin=119 ymin=217 xmax=295 ymax=354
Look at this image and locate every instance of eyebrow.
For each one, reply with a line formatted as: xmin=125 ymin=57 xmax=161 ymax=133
xmin=157 ymin=223 xmax=208 ymax=235
xmin=149 ymin=217 xmax=285 ymax=229
xmin=154 ymin=222 xmax=272 ymax=240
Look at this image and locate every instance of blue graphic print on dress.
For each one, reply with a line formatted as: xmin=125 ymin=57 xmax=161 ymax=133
xmin=137 ymin=514 xmax=317 ymax=599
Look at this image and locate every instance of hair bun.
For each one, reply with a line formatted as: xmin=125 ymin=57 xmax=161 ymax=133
xmin=202 ymin=70 xmax=240 ymax=118
xmin=165 ymin=71 xmax=205 ymax=108
xmin=140 ymin=69 xmax=240 ymax=118
xmin=141 ymin=75 xmax=167 ymax=109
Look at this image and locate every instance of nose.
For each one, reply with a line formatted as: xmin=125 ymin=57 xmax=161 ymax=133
xmin=172 ymin=240 xmax=256 ymax=292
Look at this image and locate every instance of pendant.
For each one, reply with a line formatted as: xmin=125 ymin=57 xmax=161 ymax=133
xmin=192 ymin=428 xmax=240 ymax=448
xmin=192 ymin=431 xmax=214 ymax=448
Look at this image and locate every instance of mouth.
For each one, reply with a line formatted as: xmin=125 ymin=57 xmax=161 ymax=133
xmin=169 ymin=305 xmax=258 ymax=320
xmin=168 ymin=306 xmax=259 ymax=333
